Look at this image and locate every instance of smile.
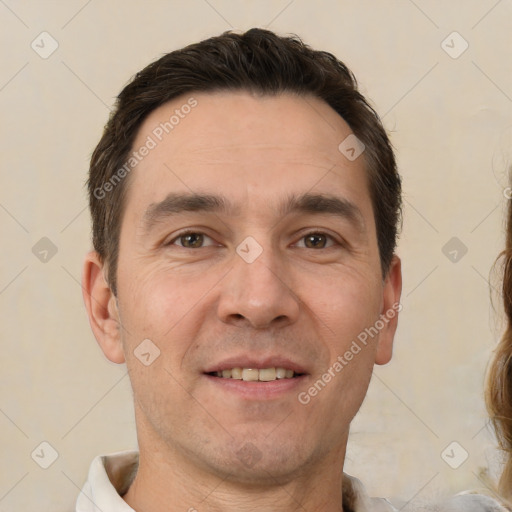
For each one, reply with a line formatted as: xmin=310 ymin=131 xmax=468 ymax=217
xmin=208 ymin=367 xmax=299 ymax=381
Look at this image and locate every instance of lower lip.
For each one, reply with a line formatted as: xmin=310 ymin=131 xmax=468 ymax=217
xmin=204 ymin=374 xmax=308 ymax=400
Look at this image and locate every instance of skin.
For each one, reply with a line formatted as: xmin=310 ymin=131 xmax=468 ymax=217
xmin=83 ymin=91 xmax=402 ymax=512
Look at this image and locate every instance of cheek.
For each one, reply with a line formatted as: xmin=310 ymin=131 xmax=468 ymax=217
xmin=304 ymin=268 xmax=381 ymax=341
xmin=119 ymin=261 xmax=193 ymax=326
xmin=117 ymin=264 xmax=215 ymax=365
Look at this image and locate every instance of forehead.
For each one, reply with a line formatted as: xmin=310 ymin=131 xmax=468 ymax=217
xmin=124 ymin=91 xmax=372 ymax=225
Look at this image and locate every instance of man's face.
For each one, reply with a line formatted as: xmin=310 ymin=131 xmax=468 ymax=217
xmin=109 ymin=91 xmax=400 ymax=482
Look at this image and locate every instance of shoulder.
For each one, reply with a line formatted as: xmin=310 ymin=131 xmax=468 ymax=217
xmin=411 ymin=493 xmax=509 ymax=511
xmin=343 ymin=473 xmax=398 ymax=511
xmin=75 ymin=451 xmax=139 ymax=512
xmin=342 ymin=473 xmax=509 ymax=512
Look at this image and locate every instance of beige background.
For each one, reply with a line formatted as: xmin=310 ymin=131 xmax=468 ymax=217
xmin=1 ymin=0 xmax=512 ymax=510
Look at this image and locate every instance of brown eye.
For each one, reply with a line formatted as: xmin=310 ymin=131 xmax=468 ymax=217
xmin=301 ymin=232 xmax=335 ymax=249
xmin=169 ymin=231 xmax=215 ymax=249
xmin=179 ymin=233 xmax=204 ymax=248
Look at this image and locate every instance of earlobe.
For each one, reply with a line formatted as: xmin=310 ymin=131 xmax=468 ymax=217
xmin=82 ymin=251 xmax=125 ymax=364
xmin=375 ymin=255 xmax=402 ymax=365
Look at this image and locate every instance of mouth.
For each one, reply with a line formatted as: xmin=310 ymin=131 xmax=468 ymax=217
xmin=206 ymin=367 xmax=303 ymax=381
xmin=203 ymin=357 xmax=309 ymax=399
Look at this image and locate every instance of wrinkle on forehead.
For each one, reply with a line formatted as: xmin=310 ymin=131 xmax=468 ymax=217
xmin=168 ymin=143 xmax=344 ymax=170
xmin=123 ymin=90 xmax=373 ymax=237
xmin=132 ymin=91 xmax=354 ymax=164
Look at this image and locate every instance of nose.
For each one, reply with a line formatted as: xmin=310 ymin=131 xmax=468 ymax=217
xmin=216 ymin=240 xmax=300 ymax=330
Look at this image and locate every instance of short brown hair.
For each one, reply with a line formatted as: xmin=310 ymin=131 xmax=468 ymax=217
xmin=87 ymin=28 xmax=402 ymax=295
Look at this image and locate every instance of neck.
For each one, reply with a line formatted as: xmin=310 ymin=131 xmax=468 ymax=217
xmin=123 ymin=434 xmax=347 ymax=512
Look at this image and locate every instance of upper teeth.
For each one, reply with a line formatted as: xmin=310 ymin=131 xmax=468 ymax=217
xmin=215 ymin=368 xmax=295 ymax=381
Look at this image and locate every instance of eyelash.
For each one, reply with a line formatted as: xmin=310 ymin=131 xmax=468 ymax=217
xmin=166 ymin=230 xmax=341 ymax=249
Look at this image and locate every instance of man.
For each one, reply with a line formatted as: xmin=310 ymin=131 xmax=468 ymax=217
xmin=79 ymin=28 xmax=404 ymax=511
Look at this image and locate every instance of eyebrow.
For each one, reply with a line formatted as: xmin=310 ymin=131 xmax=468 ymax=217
xmin=140 ymin=191 xmax=365 ymax=235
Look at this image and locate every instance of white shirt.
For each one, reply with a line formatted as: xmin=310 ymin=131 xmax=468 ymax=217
xmin=75 ymin=450 xmax=397 ymax=511
xmin=75 ymin=451 xmax=507 ymax=512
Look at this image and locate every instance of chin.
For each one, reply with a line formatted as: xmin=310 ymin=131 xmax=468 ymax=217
xmin=201 ymin=434 xmax=319 ymax=486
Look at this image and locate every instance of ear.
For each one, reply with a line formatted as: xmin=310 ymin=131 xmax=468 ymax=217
xmin=82 ymin=251 xmax=125 ymax=364
xmin=375 ymin=255 xmax=402 ymax=365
